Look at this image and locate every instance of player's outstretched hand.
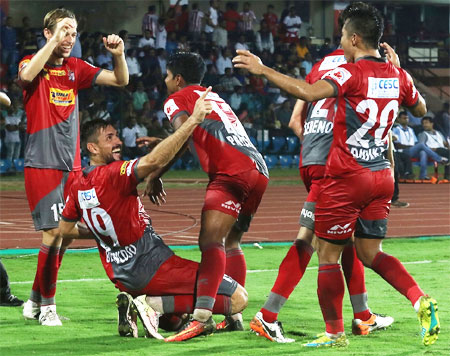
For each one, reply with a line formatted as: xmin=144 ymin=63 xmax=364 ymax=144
xmin=232 ymin=50 xmax=265 ymax=75
xmin=191 ymin=86 xmax=213 ymax=123
xmin=381 ymin=42 xmax=400 ymax=68
xmin=51 ymin=18 xmax=76 ymax=44
xmin=136 ymin=136 xmax=162 ymax=151
xmin=103 ymin=34 xmax=125 ymax=56
xmin=144 ymin=177 xmax=167 ymax=206
xmin=0 ymin=92 xmax=11 ymax=107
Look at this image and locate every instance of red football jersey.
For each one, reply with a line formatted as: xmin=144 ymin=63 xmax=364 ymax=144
xmin=322 ymin=57 xmax=419 ymax=176
xmin=300 ymin=49 xmax=346 ymax=167
xmin=18 ymin=55 xmax=101 ymax=171
xmin=164 ymin=85 xmax=268 ymax=177
xmin=62 ymin=159 xmax=149 ymax=249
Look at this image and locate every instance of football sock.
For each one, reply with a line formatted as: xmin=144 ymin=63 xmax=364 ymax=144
xmin=58 ymin=247 xmax=67 ymax=268
xmin=341 ymin=244 xmax=371 ymax=320
xmin=318 ymin=264 xmax=345 ymax=335
xmin=37 ymin=244 xmax=60 ymax=306
xmin=260 ymin=239 xmax=314 ymax=323
xmin=30 ymin=272 xmax=41 ymax=304
xmin=195 ymin=243 xmax=226 ymax=312
xmin=225 ymin=248 xmax=246 ymax=286
xmin=371 ymin=251 xmax=425 ymax=307
xmin=161 ymin=294 xmax=232 ymax=316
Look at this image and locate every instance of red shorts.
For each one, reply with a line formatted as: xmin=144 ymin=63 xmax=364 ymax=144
xmin=315 ymin=169 xmax=394 ymax=242
xmin=25 ymin=167 xmax=81 ymax=231
xmin=203 ymin=170 xmax=268 ymax=219
xmin=300 ymin=165 xmax=326 ymax=202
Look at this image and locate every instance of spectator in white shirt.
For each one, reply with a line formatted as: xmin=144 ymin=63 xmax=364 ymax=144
xmin=188 ymin=3 xmax=204 ymax=43
xmin=240 ymin=2 xmax=257 ymax=41
xmin=155 ymin=18 xmax=167 ymax=50
xmin=255 ymin=20 xmax=274 ymax=54
xmin=392 ymin=111 xmax=447 ymax=179
xmin=126 ymin=49 xmax=142 ymax=78
xmin=283 ymin=6 xmax=302 ymax=43
xmin=204 ymin=0 xmax=219 ymax=41
xmin=212 ymin=19 xmax=228 ymax=49
xmin=122 ymin=117 xmax=141 ymax=159
xmin=138 ymin=30 xmax=155 ymax=54
xmin=4 ymin=100 xmax=25 ymax=167
xmin=215 ymin=48 xmax=233 ymax=75
xmin=235 ymin=34 xmax=249 ymax=51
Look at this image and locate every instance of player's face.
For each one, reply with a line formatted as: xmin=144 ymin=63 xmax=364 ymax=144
xmin=165 ymin=69 xmax=178 ymax=95
xmin=52 ymin=18 xmax=78 ymax=58
xmin=97 ymin=125 xmax=123 ymax=164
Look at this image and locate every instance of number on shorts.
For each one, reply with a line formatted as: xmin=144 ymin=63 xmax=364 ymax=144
xmin=50 ymin=203 xmax=64 ymax=222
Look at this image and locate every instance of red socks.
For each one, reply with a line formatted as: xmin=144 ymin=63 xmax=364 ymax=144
xmin=36 ymin=244 xmax=60 ymax=305
xmin=225 ymin=248 xmax=246 ymax=286
xmin=371 ymin=251 xmax=424 ymax=306
xmin=318 ymin=264 xmax=345 ymax=335
xmin=165 ymin=294 xmax=232 ymax=315
xmin=195 ymin=243 xmax=226 ymax=311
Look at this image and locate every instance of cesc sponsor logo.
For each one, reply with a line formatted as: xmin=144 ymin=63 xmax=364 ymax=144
xmin=367 ymin=77 xmax=399 ymax=99
xmin=49 ymin=88 xmax=75 ymax=106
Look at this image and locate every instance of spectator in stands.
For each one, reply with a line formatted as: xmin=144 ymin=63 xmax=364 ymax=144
xmin=132 ymin=81 xmax=149 ymax=113
xmin=318 ymin=37 xmax=334 ymax=58
xmin=212 ymin=19 xmax=228 ymax=49
xmin=1 ymin=16 xmax=17 ymax=78
xmin=177 ymin=4 xmax=190 ymax=36
xmin=95 ymin=46 xmax=113 ymax=70
xmin=218 ymin=67 xmax=242 ymax=98
xmin=295 ymin=36 xmax=309 ymax=59
xmin=157 ymin=48 xmax=167 ymax=77
xmin=392 ymin=111 xmax=447 ymax=179
xmin=94 ymin=101 xmax=111 ymax=121
xmin=165 ymin=32 xmax=178 ymax=56
xmin=300 ymin=52 xmax=313 ymax=75
xmin=4 ymin=99 xmax=25 ymax=169
xmin=434 ymin=102 xmax=449 ymax=139
xmin=255 ymin=20 xmax=274 ymax=54
xmin=235 ymin=34 xmax=249 ymax=51
xmin=215 ymin=48 xmax=233 ymax=75
xmin=204 ymin=0 xmax=220 ymax=42
xmin=126 ymin=48 xmax=142 ymax=79
xmin=283 ymin=6 xmax=302 ymax=43
xmin=155 ymin=18 xmax=168 ymax=50
xmin=230 ymin=85 xmax=244 ymax=112
xmin=240 ymin=2 xmax=257 ymax=42
xmin=177 ymin=34 xmax=190 ymax=52
xmin=118 ymin=29 xmax=132 ymax=52
xmin=20 ymin=30 xmax=38 ymax=57
xmin=142 ymin=5 xmax=158 ymax=37
xmin=139 ymin=30 xmax=156 ymax=53
xmin=275 ymin=100 xmax=293 ymax=132
xmin=419 ymin=116 xmax=449 ymax=179
xmin=223 ymin=2 xmax=240 ymax=42
xmin=17 ymin=16 xmax=33 ymax=44
xmin=122 ymin=117 xmax=141 ymax=158
xmin=202 ymin=63 xmax=220 ymax=89
xmin=188 ymin=3 xmax=204 ymax=43
xmin=263 ymin=4 xmax=278 ymax=38
xmin=136 ymin=115 xmax=148 ymax=138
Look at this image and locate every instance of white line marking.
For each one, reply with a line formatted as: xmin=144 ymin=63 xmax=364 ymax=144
xmin=9 ymin=259 xmax=449 ymax=285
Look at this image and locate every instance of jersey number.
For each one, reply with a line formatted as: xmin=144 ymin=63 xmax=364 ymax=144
xmin=82 ymin=207 xmax=119 ymax=248
xmin=346 ymin=99 xmax=398 ymax=148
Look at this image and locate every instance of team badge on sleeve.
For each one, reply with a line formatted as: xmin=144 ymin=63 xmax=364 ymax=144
xmin=19 ymin=59 xmax=30 ymax=72
xmin=164 ymin=99 xmax=179 ymax=120
xmin=323 ymin=67 xmax=352 ymax=86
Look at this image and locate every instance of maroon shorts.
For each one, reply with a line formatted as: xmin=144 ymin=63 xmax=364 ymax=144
xmin=203 ymin=170 xmax=268 ymax=219
xmin=129 ymin=255 xmax=238 ymax=297
xmin=315 ymin=169 xmax=394 ymax=243
xmin=24 ymin=167 xmax=81 ymax=231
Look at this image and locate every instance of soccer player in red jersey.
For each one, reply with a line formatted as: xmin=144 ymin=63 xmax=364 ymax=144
xmin=234 ymin=2 xmax=440 ymax=347
xmin=145 ymin=52 xmax=269 ymax=341
xmin=59 ymin=95 xmax=248 ymax=340
xmin=18 ymin=8 xmax=129 ymax=326
xmin=250 ymin=48 xmax=394 ymax=343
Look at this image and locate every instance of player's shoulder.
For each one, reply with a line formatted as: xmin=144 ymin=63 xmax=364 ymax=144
xmin=311 ymin=49 xmax=347 ymax=81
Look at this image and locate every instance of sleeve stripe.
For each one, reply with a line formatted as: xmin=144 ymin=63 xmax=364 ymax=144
xmin=322 ymin=78 xmax=339 ymax=97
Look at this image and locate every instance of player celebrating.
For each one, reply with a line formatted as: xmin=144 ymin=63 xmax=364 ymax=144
xmin=19 ymin=8 xmax=129 ymax=326
xmin=59 ymin=96 xmax=248 ymax=340
xmin=250 ymin=48 xmax=394 ymax=343
xmin=234 ymin=2 xmax=439 ymax=347
xmin=145 ymin=52 xmax=269 ymax=341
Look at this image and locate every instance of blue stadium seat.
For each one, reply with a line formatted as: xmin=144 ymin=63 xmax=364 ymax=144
xmin=268 ymin=136 xmax=286 ymax=154
xmin=249 ymin=136 xmax=258 ymax=148
xmin=264 ymin=155 xmax=278 ymax=169
xmin=278 ymin=155 xmax=293 ymax=168
xmin=286 ymin=136 xmax=300 ymax=153
xmin=258 ymin=138 xmax=271 ymax=152
xmin=13 ymin=158 xmax=24 ymax=172
xmin=0 ymin=159 xmax=11 ymax=173
xmin=292 ymin=155 xmax=300 ymax=167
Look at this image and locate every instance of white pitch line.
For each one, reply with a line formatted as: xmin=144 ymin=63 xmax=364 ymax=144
xmin=9 ymin=259 xmax=449 ymax=285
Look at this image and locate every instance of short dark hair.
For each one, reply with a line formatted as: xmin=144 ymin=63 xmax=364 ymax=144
xmin=422 ymin=116 xmax=433 ymax=124
xmin=340 ymin=2 xmax=383 ymax=49
xmin=167 ymin=52 xmax=206 ymax=84
xmin=398 ymin=110 xmax=408 ymax=117
xmin=81 ymin=119 xmax=111 ymax=154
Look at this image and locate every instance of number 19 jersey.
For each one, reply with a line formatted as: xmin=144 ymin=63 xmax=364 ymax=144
xmin=164 ymin=85 xmax=268 ymax=178
xmin=322 ymin=57 xmax=419 ymax=177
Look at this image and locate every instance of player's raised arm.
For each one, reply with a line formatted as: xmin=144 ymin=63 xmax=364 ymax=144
xmin=95 ymin=34 xmax=129 ymax=87
xmin=232 ymin=50 xmax=335 ymax=102
xmin=135 ymin=87 xmax=212 ymax=180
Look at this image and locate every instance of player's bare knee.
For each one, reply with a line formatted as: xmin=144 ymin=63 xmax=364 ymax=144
xmin=231 ymin=284 xmax=248 ymax=314
xmin=42 ymin=228 xmax=63 ymax=246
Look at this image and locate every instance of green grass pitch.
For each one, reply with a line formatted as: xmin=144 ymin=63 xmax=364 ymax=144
xmin=0 ymin=236 xmax=448 ymax=355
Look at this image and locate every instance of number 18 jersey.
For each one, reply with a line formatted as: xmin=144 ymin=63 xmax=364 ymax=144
xmin=164 ymin=85 xmax=268 ymax=178
xmin=322 ymin=57 xmax=419 ymax=177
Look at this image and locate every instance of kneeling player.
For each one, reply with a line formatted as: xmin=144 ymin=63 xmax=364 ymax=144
xmin=59 ymin=92 xmax=248 ymax=340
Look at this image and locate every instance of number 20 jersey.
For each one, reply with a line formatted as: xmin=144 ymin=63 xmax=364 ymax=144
xmin=322 ymin=57 xmax=419 ymax=177
xmin=164 ymin=85 xmax=269 ymax=178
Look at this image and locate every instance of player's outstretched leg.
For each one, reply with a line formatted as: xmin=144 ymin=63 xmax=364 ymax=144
xmin=133 ymin=295 xmax=164 ymax=339
xmin=352 ymin=313 xmax=394 ymax=335
xmin=417 ymin=296 xmax=440 ymax=346
xmin=116 ymin=292 xmax=138 ymax=338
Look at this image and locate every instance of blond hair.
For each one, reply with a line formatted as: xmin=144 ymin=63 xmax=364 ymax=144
xmin=43 ymin=8 xmax=76 ymax=32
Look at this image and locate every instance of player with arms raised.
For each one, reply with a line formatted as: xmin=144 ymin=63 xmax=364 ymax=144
xmin=19 ymin=8 xmax=128 ymax=326
xmin=234 ymin=1 xmax=439 ymax=347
